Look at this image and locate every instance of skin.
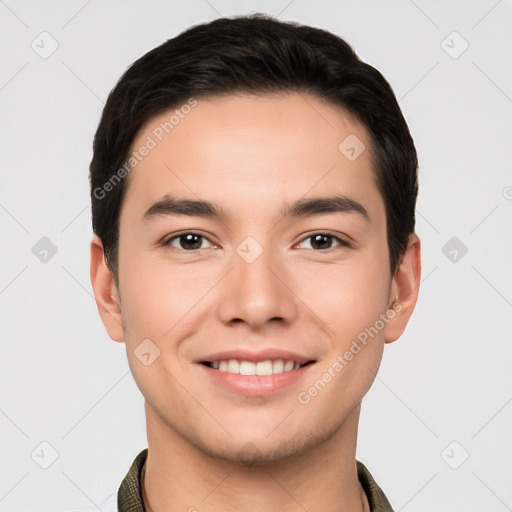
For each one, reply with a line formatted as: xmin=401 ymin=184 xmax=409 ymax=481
xmin=91 ymin=93 xmax=421 ymax=512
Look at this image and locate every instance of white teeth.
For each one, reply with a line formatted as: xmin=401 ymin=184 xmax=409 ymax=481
xmin=227 ymin=359 xmax=239 ymax=373
xmin=239 ymin=361 xmax=256 ymax=375
xmin=273 ymin=359 xmax=284 ymax=373
xmin=284 ymin=360 xmax=294 ymax=372
xmin=255 ymin=360 xmax=273 ymax=376
xmin=209 ymin=359 xmax=305 ymax=375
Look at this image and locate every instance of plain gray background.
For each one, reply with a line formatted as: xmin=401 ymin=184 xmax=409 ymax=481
xmin=1 ymin=0 xmax=511 ymax=510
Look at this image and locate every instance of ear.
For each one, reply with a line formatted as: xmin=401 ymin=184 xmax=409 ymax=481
xmin=90 ymin=235 xmax=125 ymax=343
xmin=384 ymin=233 xmax=421 ymax=344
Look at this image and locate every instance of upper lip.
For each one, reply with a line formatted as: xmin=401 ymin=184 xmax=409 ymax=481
xmin=197 ymin=348 xmax=315 ymax=365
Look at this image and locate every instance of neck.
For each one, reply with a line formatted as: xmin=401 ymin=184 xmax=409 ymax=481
xmin=142 ymin=403 xmax=369 ymax=512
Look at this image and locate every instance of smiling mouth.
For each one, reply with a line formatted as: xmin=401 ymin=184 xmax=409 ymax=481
xmin=201 ymin=359 xmax=316 ymax=376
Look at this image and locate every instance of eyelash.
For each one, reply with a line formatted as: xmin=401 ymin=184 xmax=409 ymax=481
xmin=162 ymin=231 xmax=351 ymax=252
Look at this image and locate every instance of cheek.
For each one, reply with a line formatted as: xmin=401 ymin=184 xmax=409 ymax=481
xmin=117 ymin=249 xmax=217 ymax=344
xmin=296 ymin=264 xmax=389 ymax=413
xmin=294 ymin=254 xmax=390 ymax=340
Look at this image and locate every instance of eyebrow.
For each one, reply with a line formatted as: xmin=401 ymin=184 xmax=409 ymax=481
xmin=142 ymin=194 xmax=370 ymax=222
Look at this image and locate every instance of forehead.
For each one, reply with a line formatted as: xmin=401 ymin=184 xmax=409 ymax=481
xmin=121 ymin=93 xmax=383 ymax=222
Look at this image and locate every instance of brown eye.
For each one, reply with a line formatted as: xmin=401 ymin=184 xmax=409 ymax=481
xmin=166 ymin=233 xmax=213 ymax=251
xmin=297 ymin=233 xmax=348 ymax=251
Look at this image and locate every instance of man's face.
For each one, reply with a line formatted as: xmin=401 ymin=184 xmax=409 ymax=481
xmin=111 ymin=93 xmax=400 ymax=462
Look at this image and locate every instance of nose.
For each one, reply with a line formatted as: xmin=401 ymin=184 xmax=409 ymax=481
xmin=216 ymin=240 xmax=298 ymax=330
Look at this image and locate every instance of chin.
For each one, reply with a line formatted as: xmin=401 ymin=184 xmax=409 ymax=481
xmin=189 ymin=422 xmax=336 ymax=467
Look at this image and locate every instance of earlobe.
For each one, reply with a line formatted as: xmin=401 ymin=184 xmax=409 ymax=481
xmin=90 ymin=235 xmax=125 ymax=343
xmin=384 ymin=233 xmax=421 ymax=344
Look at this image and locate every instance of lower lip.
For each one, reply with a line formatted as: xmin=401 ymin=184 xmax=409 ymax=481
xmin=199 ymin=363 xmax=315 ymax=396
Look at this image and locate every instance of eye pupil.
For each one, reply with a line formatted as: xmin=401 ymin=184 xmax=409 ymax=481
xmin=181 ymin=233 xmax=202 ymax=250
xmin=311 ymin=234 xmax=332 ymax=250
